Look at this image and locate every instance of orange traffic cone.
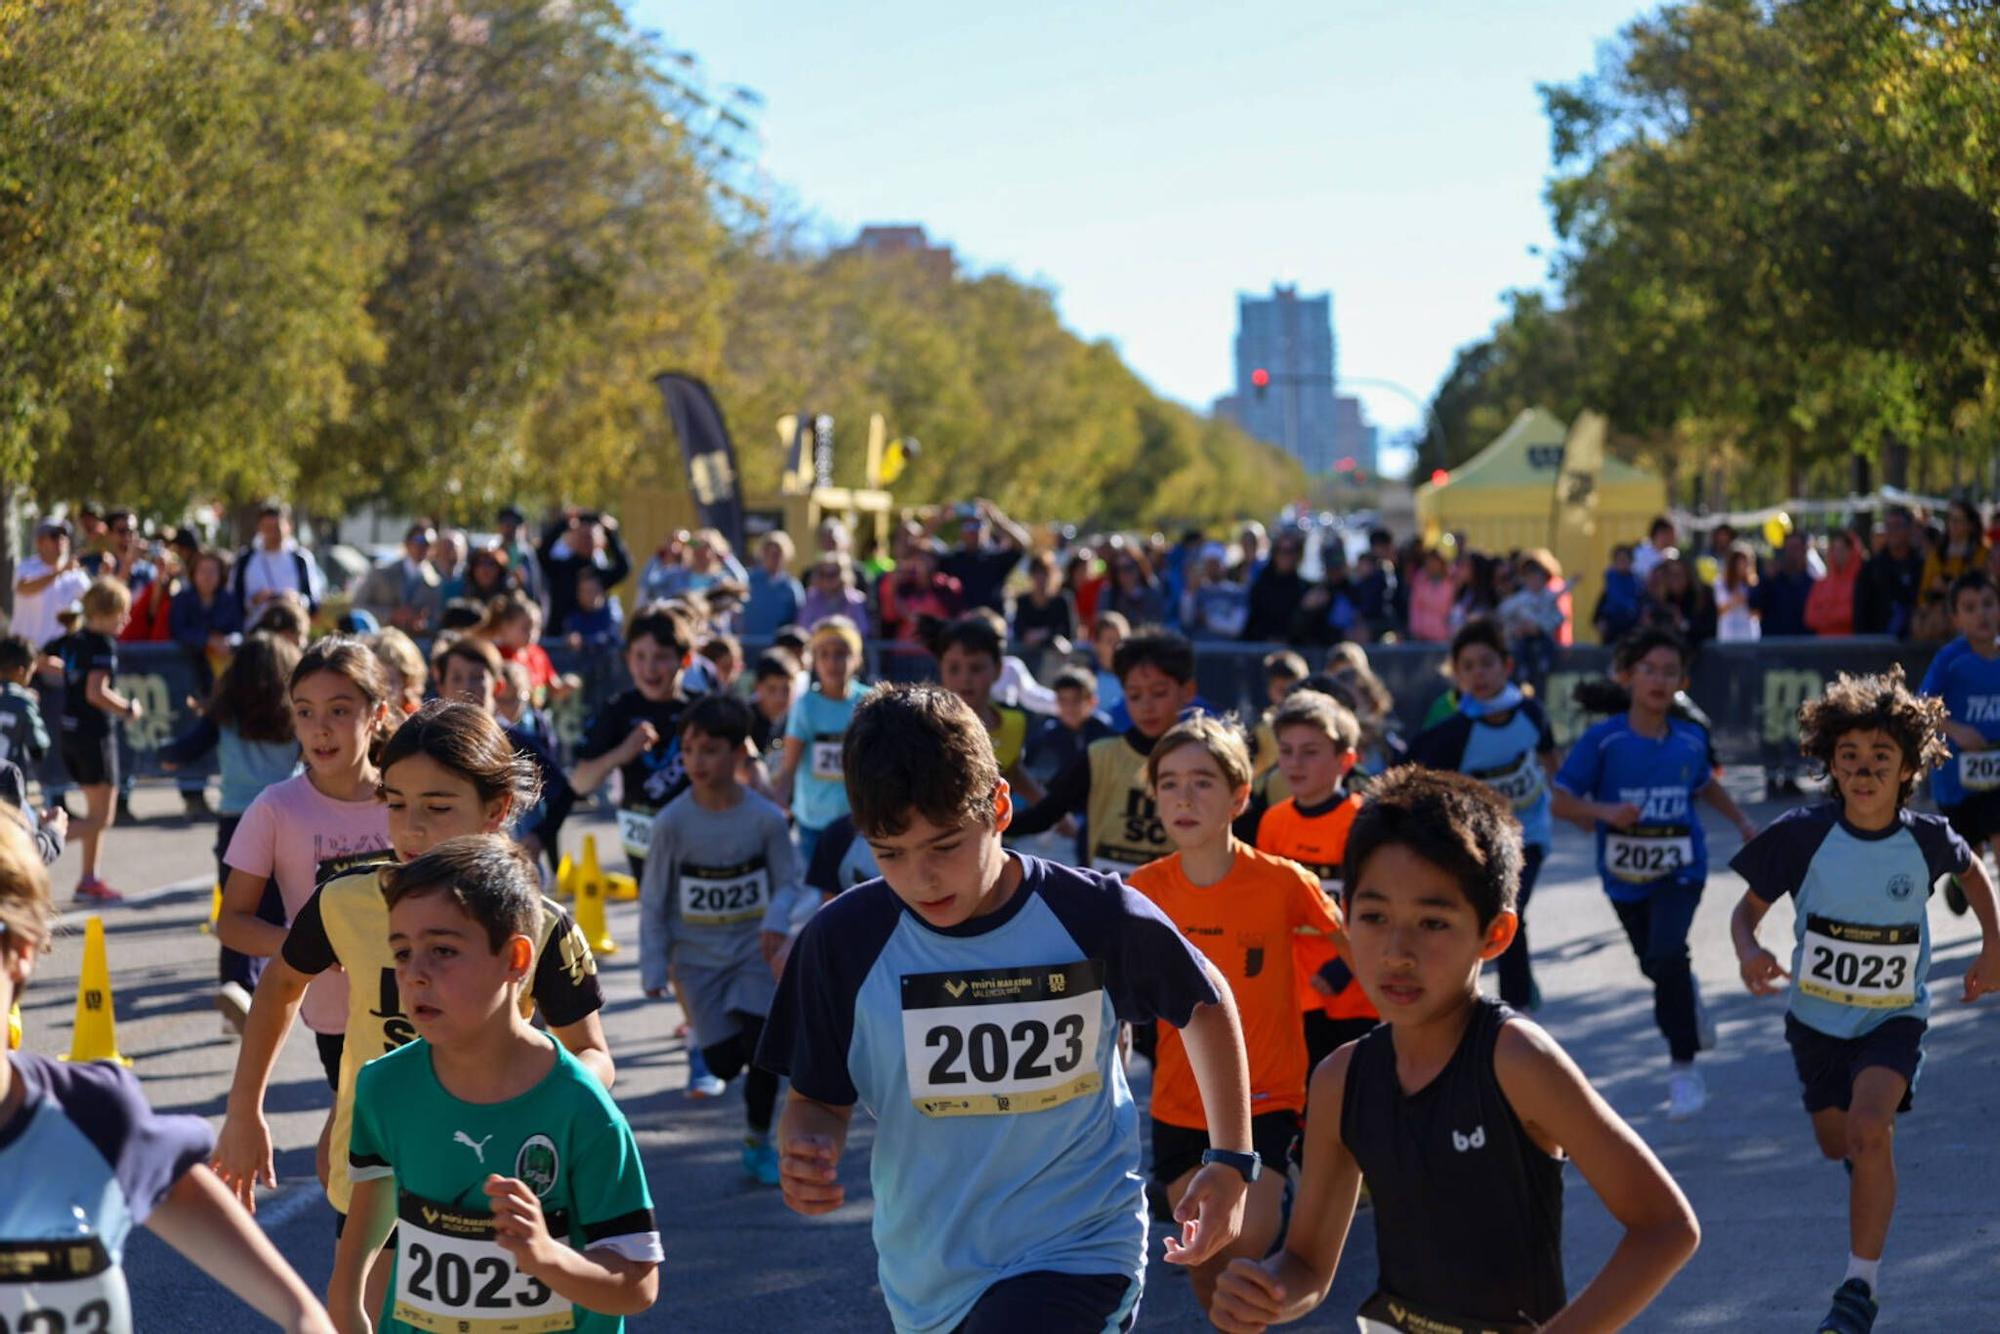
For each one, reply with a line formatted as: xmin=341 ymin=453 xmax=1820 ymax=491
xmin=575 ymin=835 xmax=617 ymax=955
xmin=62 ymin=915 xmax=131 ymax=1066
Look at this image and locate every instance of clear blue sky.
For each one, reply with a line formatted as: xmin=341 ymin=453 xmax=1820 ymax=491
xmin=628 ymin=0 xmax=1651 ymax=477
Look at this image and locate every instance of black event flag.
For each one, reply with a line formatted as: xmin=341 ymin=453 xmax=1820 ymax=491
xmin=652 ymin=372 xmax=746 ymax=554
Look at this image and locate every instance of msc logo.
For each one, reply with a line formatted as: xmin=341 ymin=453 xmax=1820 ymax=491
xmin=1888 ymin=874 xmax=1915 ymax=901
xmin=1452 ymin=1125 xmax=1486 ymax=1153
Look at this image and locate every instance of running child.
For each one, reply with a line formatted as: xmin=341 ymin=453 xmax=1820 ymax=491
xmin=747 ymin=648 xmax=799 ymax=762
xmin=1918 ymin=570 xmax=2000 ymax=915
xmin=436 ymin=637 xmax=575 ymax=866
xmin=1407 ymin=618 xmax=1560 ymax=1011
xmin=758 ymin=685 xmax=1257 ymax=1333
xmin=932 ymin=613 xmax=1045 ymax=803
xmin=1092 ymin=611 xmax=1130 ymax=727
xmin=1011 ymin=629 xmax=1200 ymax=878
xmin=1241 ymin=690 xmax=1375 ymax=1074
xmin=571 ymin=602 xmax=695 ymax=882
xmin=639 ymin=695 xmax=808 ymax=1187
xmin=332 ymin=837 xmax=660 ymax=1333
xmin=1729 ymin=667 xmax=2000 ymax=1334
xmin=1128 ymin=716 xmax=1340 ymax=1312
xmin=0 ymin=818 xmax=335 ymax=1333
xmin=0 ymin=636 xmax=51 ymax=772
xmin=1025 ymin=666 xmax=1114 ymax=781
xmin=1209 ymin=768 xmax=1700 ymax=1333
xmin=771 ymin=616 xmax=869 ymax=864
xmin=45 ymin=579 xmax=142 ymax=902
xmin=214 ymin=702 xmax=610 ymax=1305
xmin=1552 ymin=627 xmax=1758 ymax=1119
xmin=220 ymin=639 xmax=394 ymax=1080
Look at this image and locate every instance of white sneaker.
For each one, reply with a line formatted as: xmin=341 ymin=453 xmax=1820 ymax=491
xmin=1666 ymin=1067 xmax=1707 ymax=1120
xmin=215 ymin=982 xmax=251 ymax=1037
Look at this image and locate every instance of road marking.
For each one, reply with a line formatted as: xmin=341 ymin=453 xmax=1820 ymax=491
xmin=254 ymin=1182 xmax=331 ymax=1233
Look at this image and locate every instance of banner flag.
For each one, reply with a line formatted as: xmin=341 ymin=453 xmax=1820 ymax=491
xmin=653 ymin=372 xmax=746 ymax=554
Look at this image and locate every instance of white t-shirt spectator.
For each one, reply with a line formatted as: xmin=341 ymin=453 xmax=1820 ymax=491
xmin=13 ymin=557 xmax=92 ymax=649
xmin=238 ymin=539 xmax=327 ymax=612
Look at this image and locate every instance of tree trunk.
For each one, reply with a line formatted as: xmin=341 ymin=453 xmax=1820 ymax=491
xmin=0 ymin=481 xmax=15 ymax=623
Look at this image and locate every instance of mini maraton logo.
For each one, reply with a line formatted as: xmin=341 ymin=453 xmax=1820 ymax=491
xmin=516 ymin=1134 xmax=560 ymax=1196
xmin=1888 ymin=874 xmax=1915 ymax=901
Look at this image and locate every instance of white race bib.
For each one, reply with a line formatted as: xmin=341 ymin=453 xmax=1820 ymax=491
xmin=1798 ymin=915 xmax=1920 ymax=1010
xmin=394 ymin=1195 xmax=573 ymax=1334
xmin=901 ymin=962 xmax=1106 ymax=1117
xmin=1473 ymin=752 xmax=1544 ymax=811
xmin=810 ymin=737 xmax=844 ymax=782
xmin=0 ymin=1238 xmax=132 ymax=1334
xmin=617 ymin=805 xmax=659 ymax=860
xmin=1605 ymin=827 xmax=1693 ymax=884
xmin=1960 ymin=749 xmax=2000 ymax=793
xmin=678 ymin=860 xmax=772 ymax=926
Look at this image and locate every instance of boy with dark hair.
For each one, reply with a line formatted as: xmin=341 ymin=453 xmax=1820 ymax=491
xmin=1552 ymin=627 xmax=1757 ymax=1119
xmin=639 ymin=694 xmax=805 ymax=1186
xmin=571 ymin=602 xmax=696 ymax=883
xmin=1210 ymin=768 xmax=1699 ymax=1333
xmin=1011 ymin=630 xmax=1198 ymax=877
xmin=932 ymin=613 xmax=1042 ymax=802
xmin=0 ymin=634 xmax=51 ymax=770
xmin=757 ymin=684 xmax=1257 ymax=1333
xmin=333 ymin=836 xmax=661 ymax=1332
xmin=1595 ymin=543 xmax=1644 ymax=644
xmin=1241 ymin=690 xmax=1374 ymax=1074
xmin=1730 ymin=668 xmax=2000 ymax=1334
xmin=1129 ymin=716 xmax=1340 ymax=1312
xmin=1919 ymin=569 xmax=2000 ymax=915
xmin=1408 ymin=617 xmax=1559 ymax=1010
xmin=748 ymin=648 xmax=800 ymax=760
xmin=1262 ymin=651 xmax=1308 ymax=709
xmin=1028 ymin=666 xmax=1115 ymax=776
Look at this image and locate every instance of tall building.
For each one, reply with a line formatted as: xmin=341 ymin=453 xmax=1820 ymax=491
xmin=1223 ymin=285 xmax=1337 ymax=474
xmin=1332 ymin=396 xmax=1379 ymax=477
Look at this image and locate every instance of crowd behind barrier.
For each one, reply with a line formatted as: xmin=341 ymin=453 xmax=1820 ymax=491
xmin=44 ymin=634 xmax=1936 ymax=797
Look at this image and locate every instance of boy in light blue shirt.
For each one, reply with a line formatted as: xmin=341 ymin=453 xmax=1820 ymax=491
xmin=773 ymin=616 xmax=870 ymax=864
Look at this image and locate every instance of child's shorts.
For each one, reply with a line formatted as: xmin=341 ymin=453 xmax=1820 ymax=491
xmin=1785 ymin=1013 xmax=1924 ymax=1115
xmin=1941 ymin=792 xmax=2000 ymax=846
xmin=58 ymin=732 xmax=117 ymax=788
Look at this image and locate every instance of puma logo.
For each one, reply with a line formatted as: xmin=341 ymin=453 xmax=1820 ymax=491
xmin=453 ymin=1131 xmax=495 ymax=1163
xmin=1451 ymin=1125 xmax=1486 ymax=1152
xmin=944 ymin=980 xmax=967 ymax=999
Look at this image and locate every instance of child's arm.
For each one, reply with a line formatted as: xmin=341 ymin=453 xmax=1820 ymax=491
xmin=218 ymin=867 xmax=289 ymax=958
xmin=776 ymin=1089 xmax=855 ymax=1216
xmin=147 ymin=1164 xmax=334 ymax=1334
xmin=771 ymin=736 xmax=804 ymax=814
xmin=1943 ymin=720 xmax=1989 ymax=752
xmin=1698 ymin=776 xmax=1758 ymax=842
xmin=1730 ymin=890 xmax=1789 ymax=996
xmin=213 ymin=958 xmax=313 ymax=1208
xmin=1495 ymin=1021 xmax=1699 ymax=1332
xmin=638 ymin=823 xmax=677 ymax=1000
xmin=1162 ymin=960 xmax=1253 ymax=1269
xmin=1209 ymin=1049 xmax=1363 ymax=1332
xmin=1549 ymin=785 xmax=1638 ymax=832
xmin=570 ymin=719 xmax=658 ymax=795
xmin=1008 ymin=748 xmax=1091 ymax=836
xmin=327 ymin=1174 xmax=397 ymax=1334
xmin=485 ymin=1174 xmax=658 ymax=1316
xmin=85 ymin=667 xmax=141 ymax=721
xmin=1955 ymin=854 xmax=2000 ymax=1001
xmin=551 ymin=1014 xmax=616 ymax=1089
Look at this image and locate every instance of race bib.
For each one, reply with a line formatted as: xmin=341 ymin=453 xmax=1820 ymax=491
xmin=394 ymin=1193 xmax=573 ymax=1334
xmin=1472 ymin=752 xmax=1544 ymax=811
xmin=810 ymin=736 xmax=844 ymax=781
xmin=0 ymin=1238 xmax=131 ymax=1334
xmin=900 ymin=961 xmax=1105 ymax=1117
xmin=1357 ymin=1288 xmax=1531 ymax=1334
xmin=1605 ymin=826 xmax=1693 ymax=884
xmin=616 ymin=806 xmax=659 ymax=860
xmin=678 ymin=859 xmax=771 ymax=926
xmin=1960 ymin=749 xmax=2000 ymax=792
xmin=1798 ymin=914 xmax=1920 ymax=1010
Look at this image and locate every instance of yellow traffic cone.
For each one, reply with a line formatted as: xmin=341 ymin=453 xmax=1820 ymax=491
xmin=606 ymin=870 xmax=638 ymax=902
xmin=575 ymin=836 xmax=617 ymax=955
xmin=197 ymin=883 xmax=221 ymax=934
xmin=554 ymin=853 xmax=575 ymax=901
xmin=7 ymin=1002 xmax=20 ymax=1052
xmin=62 ymin=916 xmax=131 ymax=1066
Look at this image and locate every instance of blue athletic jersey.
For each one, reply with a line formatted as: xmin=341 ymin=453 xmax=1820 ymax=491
xmin=1407 ymin=701 xmax=1557 ymax=849
xmin=1731 ymin=804 xmax=1969 ymax=1037
xmin=1920 ymin=637 xmax=2000 ymax=807
xmin=785 ymin=680 xmax=869 ymax=833
xmin=803 ymin=815 xmax=879 ymax=897
xmin=756 ymin=855 xmax=1219 ymax=1334
xmin=1554 ymin=715 xmax=1714 ymax=902
xmin=0 ymin=1054 xmax=212 ymax=1333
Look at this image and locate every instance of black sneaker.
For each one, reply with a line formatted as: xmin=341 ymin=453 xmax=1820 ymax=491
xmin=1816 ymin=1278 xmax=1877 ymax=1334
xmin=1946 ymin=876 xmax=1969 ymax=917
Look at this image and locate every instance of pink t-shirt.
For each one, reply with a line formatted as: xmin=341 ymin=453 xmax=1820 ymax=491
xmin=224 ymin=773 xmax=391 ymax=1034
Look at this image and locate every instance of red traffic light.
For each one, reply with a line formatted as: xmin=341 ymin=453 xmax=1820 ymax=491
xmin=1250 ymin=368 xmax=1270 ymax=389
xmin=1430 ymin=469 xmax=1450 ymax=486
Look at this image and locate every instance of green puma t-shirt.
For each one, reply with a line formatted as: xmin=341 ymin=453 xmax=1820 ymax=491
xmin=350 ymin=1035 xmax=660 ymax=1333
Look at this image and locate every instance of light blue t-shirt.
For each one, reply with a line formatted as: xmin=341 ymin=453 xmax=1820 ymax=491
xmin=217 ymin=726 xmax=301 ymax=816
xmin=1554 ymin=714 xmax=1714 ymax=902
xmin=1407 ymin=694 xmax=1556 ymax=850
xmin=785 ymin=679 xmax=869 ymax=833
xmin=1731 ymin=804 xmax=1969 ymax=1037
xmin=1920 ymin=635 xmax=2000 ymax=807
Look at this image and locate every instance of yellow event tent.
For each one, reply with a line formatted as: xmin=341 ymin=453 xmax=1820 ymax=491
xmin=1413 ymin=407 xmax=1668 ymax=642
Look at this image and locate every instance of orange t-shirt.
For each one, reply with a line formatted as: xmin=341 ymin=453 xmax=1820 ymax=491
xmin=1129 ymin=844 xmax=1342 ymax=1130
xmin=1253 ymin=794 xmax=1374 ymax=1022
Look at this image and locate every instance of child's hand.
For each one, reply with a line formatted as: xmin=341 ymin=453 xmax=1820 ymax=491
xmin=779 ymin=1134 xmax=844 ymax=1215
xmin=126 ymin=698 xmax=145 ymax=722
xmin=1162 ymin=1162 xmax=1247 ymax=1268
xmin=1963 ymin=944 xmax=2000 ymax=1003
xmin=486 ymin=1175 xmax=563 ymax=1276
xmin=1738 ymin=947 xmax=1788 ymax=996
xmin=211 ymin=1111 xmax=277 ymax=1211
xmin=619 ymin=720 xmax=660 ymax=761
xmin=1598 ymin=801 xmax=1642 ymax=830
xmin=40 ymin=807 xmax=67 ymax=842
xmin=1734 ymin=816 xmax=1758 ymax=843
xmin=1209 ymin=1258 xmax=1286 ymax=1333
xmin=760 ymin=930 xmax=788 ymax=975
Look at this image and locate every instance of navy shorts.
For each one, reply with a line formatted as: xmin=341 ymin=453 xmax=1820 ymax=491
xmin=953 ymin=1271 xmax=1139 ymax=1333
xmin=1785 ymin=1013 xmax=1925 ymax=1115
xmin=1151 ymin=1109 xmax=1301 ymax=1187
xmin=1941 ymin=792 xmax=2000 ymax=847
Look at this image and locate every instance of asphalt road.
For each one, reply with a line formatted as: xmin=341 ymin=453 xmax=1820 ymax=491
xmin=21 ymin=777 xmax=2000 ymax=1331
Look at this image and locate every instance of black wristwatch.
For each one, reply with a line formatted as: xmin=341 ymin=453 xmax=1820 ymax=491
xmin=1200 ymin=1147 xmax=1262 ymax=1184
